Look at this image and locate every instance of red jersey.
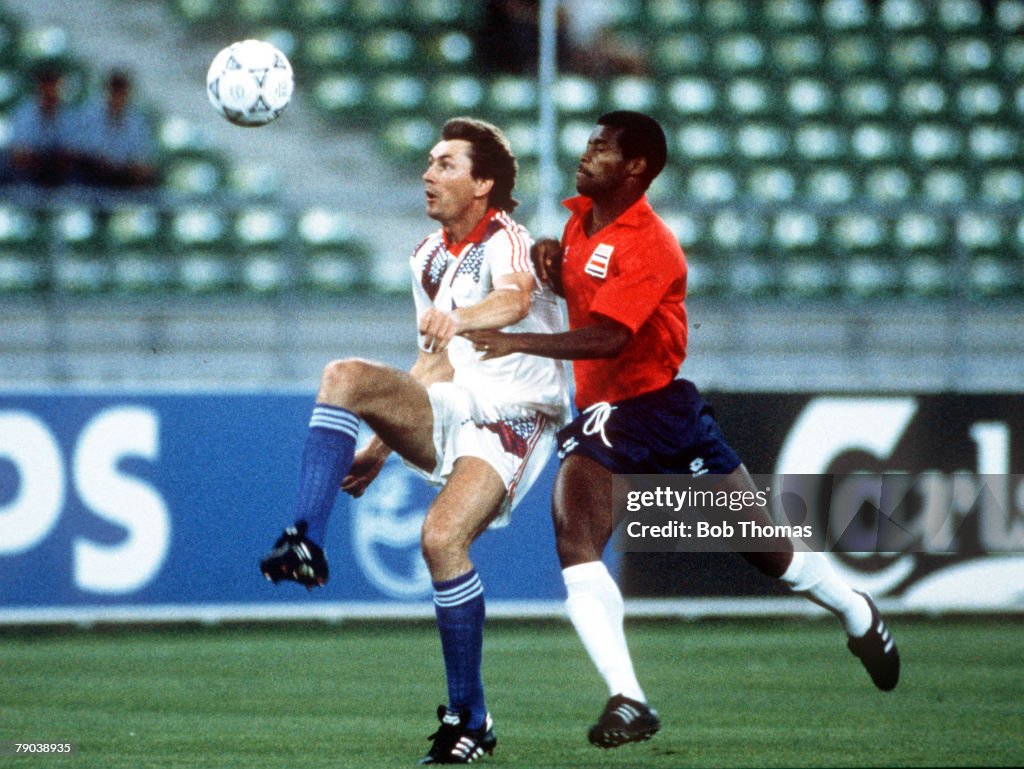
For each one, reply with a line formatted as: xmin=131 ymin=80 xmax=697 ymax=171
xmin=560 ymin=194 xmax=687 ymax=410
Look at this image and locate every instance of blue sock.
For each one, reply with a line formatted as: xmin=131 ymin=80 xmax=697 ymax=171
xmin=433 ymin=569 xmax=487 ymax=729
xmin=292 ymin=403 xmax=359 ymax=547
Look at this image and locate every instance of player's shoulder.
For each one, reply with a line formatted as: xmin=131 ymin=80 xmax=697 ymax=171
xmin=411 ymin=228 xmax=445 ymax=260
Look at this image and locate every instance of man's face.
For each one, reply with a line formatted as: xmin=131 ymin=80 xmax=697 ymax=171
xmin=422 ymin=139 xmax=485 ymax=225
xmin=575 ymin=124 xmax=630 ymax=198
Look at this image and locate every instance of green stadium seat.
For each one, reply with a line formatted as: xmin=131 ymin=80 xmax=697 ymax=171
xmin=170 ymin=0 xmax=226 ymax=25
xmin=233 ymin=0 xmax=288 ymax=24
xmin=0 ymin=204 xmax=45 ymax=292
xmin=163 ymin=151 xmax=227 ymax=196
xmin=298 ymin=207 xmax=370 ymax=293
xmin=652 ymin=32 xmax=709 ymax=73
xmin=686 ymin=165 xmax=737 ymax=202
xmin=894 ymin=211 xmax=949 ymax=257
xmin=726 ymin=256 xmax=778 ymax=297
xmin=675 ymin=123 xmax=730 ymax=160
xmin=956 ymin=211 xmax=1007 ymax=254
xmin=968 ymin=256 xmax=1020 ymax=298
xmin=772 ymin=208 xmax=823 ymax=254
xmin=887 ymin=35 xmax=941 ymax=76
xmin=898 ymin=79 xmax=950 ymax=121
xmin=487 ymin=76 xmax=537 ymax=115
xmin=850 ymin=123 xmax=903 ymax=163
xmin=423 ymin=31 xmax=474 ymax=69
xmin=827 ymin=34 xmax=884 ymax=77
xmin=903 ymin=254 xmax=952 ymax=298
xmin=821 ymin=0 xmax=874 ymax=31
xmin=107 ymin=205 xmax=174 ymax=293
xmin=170 ymin=207 xmax=228 ymax=251
xmin=805 ymin=166 xmax=856 ymax=203
xmin=785 ymin=77 xmax=834 ymax=119
xmin=350 ymin=0 xmax=405 ymax=26
xmin=781 ymin=257 xmax=839 ymax=297
xmin=770 ymin=34 xmax=825 ymax=75
xmin=945 ymin=38 xmax=996 ymax=78
xmin=864 ymin=166 xmax=914 ymax=202
xmin=645 ymin=0 xmax=700 ymax=29
xmin=747 ymin=165 xmax=797 ymax=201
xmin=298 ymin=29 xmax=358 ymax=72
xmin=607 ymin=76 xmax=659 ymax=112
xmin=793 ymin=123 xmax=848 ymax=163
xmin=937 ymin=0 xmax=986 ymax=32
xmin=831 ymin=211 xmax=888 ymax=254
xmin=921 ymin=166 xmax=971 ymax=203
xmin=292 ymin=0 xmax=348 ymax=27
xmin=554 ymin=76 xmax=600 ymax=115
xmin=879 ymin=0 xmax=929 ymax=31
xmin=502 ymin=120 xmax=539 ymax=160
xmin=381 ymin=117 xmax=434 ymax=161
xmin=559 ymin=120 xmax=593 ymax=160
xmin=735 ymin=122 xmax=789 ymax=162
xmin=764 ymin=0 xmax=817 ymax=31
xmin=228 ymin=163 xmax=282 ymax=200
xmin=430 ymin=75 xmax=485 ymax=117
xmin=956 ymin=80 xmax=1007 ymax=122
xmin=312 ymin=73 xmax=368 ymax=119
xmin=727 ymin=77 xmax=774 ymax=117
xmin=967 ymin=124 xmax=1020 ymax=165
xmin=0 ymin=12 xmax=21 ymax=65
xmin=714 ymin=34 xmax=767 ymax=72
xmin=841 ymin=79 xmax=892 ymax=120
xmin=362 ymin=29 xmax=417 ymax=70
xmin=408 ymin=0 xmax=480 ymax=26
xmin=979 ymin=167 xmax=1024 ymax=204
xmin=666 ymin=76 xmax=718 ymax=117
xmin=18 ymin=24 xmax=69 ymax=61
xmin=1003 ymin=39 xmax=1024 ymax=81
xmin=704 ymin=0 xmax=759 ymax=29
xmin=909 ymin=123 xmax=964 ymax=164
xmin=0 ymin=67 xmax=22 ymax=112
xmin=996 ymin=0 xmax=1024 ymax=31
xmin=844 ymin=255 xmax=904 ymax=298
xmin=371 ymin=74 xmax=427 ymax=113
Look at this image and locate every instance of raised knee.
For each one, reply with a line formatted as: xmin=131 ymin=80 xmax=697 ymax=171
xmin=319 ymin=358 xmax=373 ymax=404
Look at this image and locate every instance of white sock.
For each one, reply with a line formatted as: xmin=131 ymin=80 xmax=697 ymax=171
xmin=780 ymin=550 xmax=873 ymax=637
xmin=563 ymin=561 xmax=646 ymax=702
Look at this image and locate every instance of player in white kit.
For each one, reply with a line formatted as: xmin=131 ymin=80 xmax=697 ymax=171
xmin=259 ymin=117 xmax=567 ymax=764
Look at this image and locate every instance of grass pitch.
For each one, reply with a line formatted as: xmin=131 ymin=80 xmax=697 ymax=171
xmin=1 ymin=616 xmax=1021 ymax=768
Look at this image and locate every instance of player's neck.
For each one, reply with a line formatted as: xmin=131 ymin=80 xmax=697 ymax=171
xmin=586 ymin=192 xmax=642 ymax=237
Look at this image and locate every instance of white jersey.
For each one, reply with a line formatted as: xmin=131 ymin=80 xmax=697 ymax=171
xmin=410 ymin=208 xmax=569 ymax=423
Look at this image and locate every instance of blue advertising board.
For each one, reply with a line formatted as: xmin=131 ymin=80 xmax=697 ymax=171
xmin=0 ymin=393 xmax=579 ymax=618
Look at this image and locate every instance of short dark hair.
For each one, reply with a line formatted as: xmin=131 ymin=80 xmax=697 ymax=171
xmin=596 ymin=110 xmax=667 ymax=190
xmin=441 ymin=117 xmax=519 ymax=212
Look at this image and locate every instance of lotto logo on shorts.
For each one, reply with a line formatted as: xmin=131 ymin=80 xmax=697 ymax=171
xmin=690 ymin=457 xmax=708 ymax=476
xmin=584 ymin=243 xmax=614 ymax=279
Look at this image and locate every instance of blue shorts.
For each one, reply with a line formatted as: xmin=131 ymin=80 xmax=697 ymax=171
xmin=555 ymin=379 xmax=742 ymax=476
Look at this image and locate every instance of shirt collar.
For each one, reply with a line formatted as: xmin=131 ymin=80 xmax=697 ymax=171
xmin=443 ymin=207 xmax=502 ymax=253
xmin=563 ymin=195 xmax=651 ymax=229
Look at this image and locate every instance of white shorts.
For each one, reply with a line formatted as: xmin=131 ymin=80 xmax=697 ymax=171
xmin=403 ymin=381 xmax=558 ymax=527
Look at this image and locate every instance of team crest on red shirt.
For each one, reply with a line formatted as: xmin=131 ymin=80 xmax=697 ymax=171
xmin=584 ymin=243 xmax=614 ymax=279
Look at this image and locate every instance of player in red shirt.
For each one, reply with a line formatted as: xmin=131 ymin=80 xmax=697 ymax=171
xmin=466 ymin=111 xmax=900 ymax=749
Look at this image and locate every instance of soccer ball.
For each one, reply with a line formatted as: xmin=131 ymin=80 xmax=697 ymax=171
xmin=206 ymin=40 xmax=294 ymax=127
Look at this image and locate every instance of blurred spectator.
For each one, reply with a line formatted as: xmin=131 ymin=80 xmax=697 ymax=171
xmin=73 ymin=68 xmax=159 ymax=189
xmin=561 ymin=0 xmax=649 ymax=77
xmin=477 ymin=0 xmax=647 ymax=77
xmin=478 ymin=0 xmax=570 ymax=75
xmin=4 ymin=65 xmax=78 ymax=186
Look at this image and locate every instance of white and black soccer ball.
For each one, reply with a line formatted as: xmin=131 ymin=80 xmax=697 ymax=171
xmin=206 ymin=39 xmax=294 ymax=127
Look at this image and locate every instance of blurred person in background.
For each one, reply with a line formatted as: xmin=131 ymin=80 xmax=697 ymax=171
xmin=4 ymin=65 xmax=77 ymax=186
xmin=73 ymin=68 xmax=159 ymax=189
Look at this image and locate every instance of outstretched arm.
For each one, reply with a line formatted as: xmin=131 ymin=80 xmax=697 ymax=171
xmin=418 ymin=271 xmax=536 ymax=353
xmin=463 ymin=314 xmax=632 ymax=361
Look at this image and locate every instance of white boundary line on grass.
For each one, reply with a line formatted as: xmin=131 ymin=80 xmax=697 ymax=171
xmin=1 ymin=597 xmax=1020 ymax=626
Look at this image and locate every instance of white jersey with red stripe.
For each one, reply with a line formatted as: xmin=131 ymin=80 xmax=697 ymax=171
xmin=410 ymin=208 xmax=569 ymax=423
